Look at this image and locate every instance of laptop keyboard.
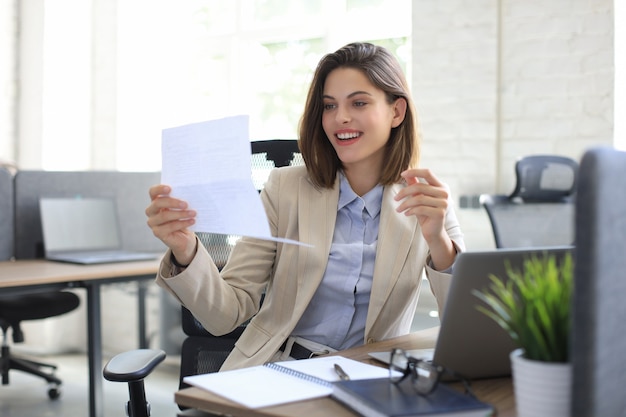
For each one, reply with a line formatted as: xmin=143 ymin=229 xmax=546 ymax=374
xmin=50 ymin=250 xmax=160 ymax=264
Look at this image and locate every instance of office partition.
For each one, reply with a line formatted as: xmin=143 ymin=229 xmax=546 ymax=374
xmin=572 ymin=147 xmax=626 ymax=416
xmin=13 ymin=171 xmax=164 ymax=259
xmin=0 ymin=167 xmax=13 ymax=261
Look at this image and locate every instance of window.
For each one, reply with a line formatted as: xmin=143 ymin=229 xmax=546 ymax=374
xmin=114 ymin=0 xmax=412 ymax=171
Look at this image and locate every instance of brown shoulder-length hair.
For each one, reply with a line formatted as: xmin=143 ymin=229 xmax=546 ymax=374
xmin=298 ymin=42 xmax=419 ymax=189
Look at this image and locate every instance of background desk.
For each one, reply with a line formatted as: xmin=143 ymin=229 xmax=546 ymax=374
xmin=0 ymin=258 xmax=161 ymax=417
xmin=175 ymin=329 xmax=516 ymax=416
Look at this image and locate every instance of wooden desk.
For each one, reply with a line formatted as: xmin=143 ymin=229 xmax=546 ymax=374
xmin=175 ymin=328 xmax=516 ymax=416
xmin=0 ymin=258 xmax=161 ymax=417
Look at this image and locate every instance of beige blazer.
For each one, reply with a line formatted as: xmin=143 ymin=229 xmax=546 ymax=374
xmin=156 ymin=165 xmax=465 ymax=371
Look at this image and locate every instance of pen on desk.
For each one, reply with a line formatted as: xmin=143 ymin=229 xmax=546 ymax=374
xmin=334 ymin=363 xmax=350 ymax=381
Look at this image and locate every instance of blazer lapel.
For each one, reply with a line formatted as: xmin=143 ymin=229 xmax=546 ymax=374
xmin=366 ymin=183 xmax=418 ymax=332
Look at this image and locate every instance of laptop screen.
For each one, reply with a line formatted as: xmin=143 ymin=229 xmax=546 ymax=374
xmin=39 ymin=197 xmax=122 ymax=253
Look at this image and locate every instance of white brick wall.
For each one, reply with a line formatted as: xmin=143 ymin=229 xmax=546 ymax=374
xmin=500 ymin=0 xmax=613 ymax=171
xmin=413 ymin=0 xmax=613 ymax=250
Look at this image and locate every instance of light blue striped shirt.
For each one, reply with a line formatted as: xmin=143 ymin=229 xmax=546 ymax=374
xmin=292 ymin=173 xmax=383 ymax=350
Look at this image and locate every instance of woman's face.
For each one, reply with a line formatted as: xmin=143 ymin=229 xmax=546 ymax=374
xmin=321 ymin=67 xmax=406 ymax=173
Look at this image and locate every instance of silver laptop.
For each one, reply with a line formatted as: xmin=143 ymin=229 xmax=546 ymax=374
xmin=369 ymin=246 xmax=573 ymax=380
xmin=39 ymin=197 xmax=160 ymax=264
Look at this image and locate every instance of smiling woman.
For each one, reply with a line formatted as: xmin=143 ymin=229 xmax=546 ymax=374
xmin=146 ymin=41 xmax=464 ymax=371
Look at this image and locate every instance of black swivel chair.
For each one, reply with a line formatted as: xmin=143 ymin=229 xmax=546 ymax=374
xmin=0 ymin=292 xmax=81 ymax=399
xmin=479 ymin=155 xmax=579 ymax=248
xmin=0 ymin=165 xmax=82 ymax=400
xmin=104 ymin=139 xmax=302 ymax=417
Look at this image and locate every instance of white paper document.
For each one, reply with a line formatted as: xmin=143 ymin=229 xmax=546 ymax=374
xmin=161 ymin=115 xmax=305 ymax=245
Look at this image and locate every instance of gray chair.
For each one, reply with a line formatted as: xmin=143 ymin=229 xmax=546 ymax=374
xmin=571 ymin=146 xmax=626 ymax=416
xmin=104 ymin=139 xmax=302 ymax=416
xmin=480 ymin=155 xmax=579 ymax=248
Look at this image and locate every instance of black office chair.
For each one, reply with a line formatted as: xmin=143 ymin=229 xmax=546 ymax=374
xmin=177 ymin=303 xmax=246 ymax=388
xmin=0 ymin=291 xmax=80 ymax=399
xmin=0 ymin=163 xmax=82 ymax=400
xmin=480 ymin=155 xmax=579 ymax=248
xmin=104 ymin=139 xmax=302 ymax=416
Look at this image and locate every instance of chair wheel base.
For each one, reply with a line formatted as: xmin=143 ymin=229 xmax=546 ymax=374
xmin=48 ymin=384 xmax=61 ymax=400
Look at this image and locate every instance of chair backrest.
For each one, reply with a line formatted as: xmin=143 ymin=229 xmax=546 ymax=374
xmin=178 ymin=139 xmax=301 ymax=390
xmin=250 ymin=139 xmax=302 ymax=170
xmin=480 ymin=155 xmax=579 ymax=248
xmin=571 ymin=146 xmax=626 ymax=416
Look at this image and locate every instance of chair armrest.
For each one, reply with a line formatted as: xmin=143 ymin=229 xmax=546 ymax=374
xmin=103 ymin=349 xmax=166 ymax=383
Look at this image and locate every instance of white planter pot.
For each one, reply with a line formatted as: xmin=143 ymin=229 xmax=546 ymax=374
xmin=510 ymin=348 xmax=572 ymax=417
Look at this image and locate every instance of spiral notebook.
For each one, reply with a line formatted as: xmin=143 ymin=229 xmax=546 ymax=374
xmin=183 ymin=355 xmax=391 ymax=408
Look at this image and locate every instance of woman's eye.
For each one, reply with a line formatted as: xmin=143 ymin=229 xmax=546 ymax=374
xmin=323 ymin=103 xmax=336 ymax=110
xmin=354 ymin=101 xmax=366 ymax=107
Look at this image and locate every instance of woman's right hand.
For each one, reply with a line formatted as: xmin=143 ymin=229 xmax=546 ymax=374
xmin=146 ymin=184 xmax=197 ymax=265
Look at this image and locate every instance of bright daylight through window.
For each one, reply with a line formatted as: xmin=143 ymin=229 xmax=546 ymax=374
xmin=113 ymin=0 xmax=412 ymax=171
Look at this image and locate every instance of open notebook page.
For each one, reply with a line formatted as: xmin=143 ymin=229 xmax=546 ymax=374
xmin=183 ymin=355 xmax=391 ymax=409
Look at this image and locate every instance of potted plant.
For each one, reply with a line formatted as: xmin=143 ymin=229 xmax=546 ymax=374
xmin=473 ymin=252 xmax=573 ymax=417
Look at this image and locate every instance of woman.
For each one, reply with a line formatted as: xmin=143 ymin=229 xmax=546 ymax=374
xmin=146 ymin=42 xmax=464 ymax=371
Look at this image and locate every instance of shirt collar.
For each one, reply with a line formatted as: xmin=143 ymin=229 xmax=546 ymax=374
xmin=337 ymin=172 xmax=383 ymax=218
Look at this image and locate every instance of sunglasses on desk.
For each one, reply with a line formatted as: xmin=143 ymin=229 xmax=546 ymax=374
xmin=388 ymin=348 xmax=476 ymax=397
